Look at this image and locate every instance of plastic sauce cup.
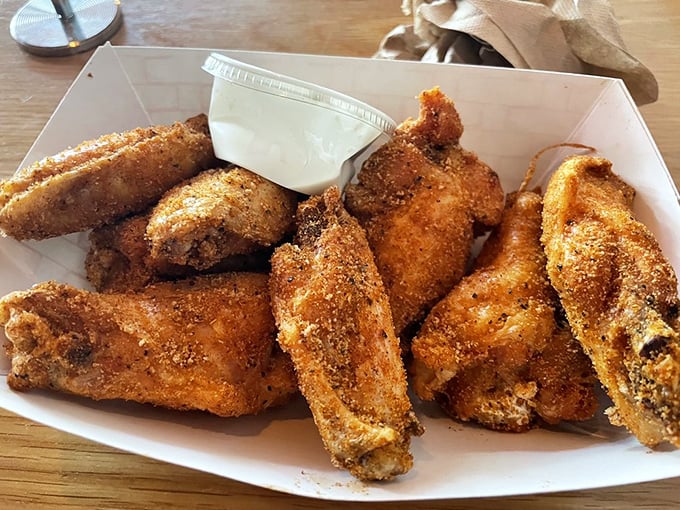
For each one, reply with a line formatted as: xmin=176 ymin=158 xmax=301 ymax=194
xmin=201 ymin=53 xmax=396 ymax=195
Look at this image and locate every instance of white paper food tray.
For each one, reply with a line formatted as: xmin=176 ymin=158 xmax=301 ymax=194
xmin=1 ymin=44 xmax=679 ymax=502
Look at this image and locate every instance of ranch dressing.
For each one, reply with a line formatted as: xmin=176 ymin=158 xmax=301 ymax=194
xmin=202 ymin=53 xmax=395 ymax=195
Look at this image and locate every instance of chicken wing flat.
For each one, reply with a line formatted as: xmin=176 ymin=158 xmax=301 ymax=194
xmin=85 ymin=210 xmax=272 ymax=293
xmin=146 ymin=166 xmax=298 ymax=270
xmin=411 ymin=190 xmax=597 ymax=431
xmin=0 ymin=114 xmax=215 ymax=240
xmin=0 ymin=273 xmax=297 ymax=417
xmin=269 ymin=187 xmax=423 ymax=481
xmin=345 ymin=87 xmax=504 ymax=340
xmin=85 ymin=212 xmax=159 ymax=292
xmin=542 ymin=155 xmax=680 ymax=447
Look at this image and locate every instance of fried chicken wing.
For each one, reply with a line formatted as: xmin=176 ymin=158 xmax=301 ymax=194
xmin=345 ymin=87 xmax=504 ymax=340
xmin=411 ymin=190 xmax=597 ymax=431
xmin=542 ymin=155 xmax=680 ymax=447
xmin=85 ymin=212 xmax=159 ymax=292
xmin=0 ymin=115 xmax=215 ymax=240
xmin=86 ymin=210 xmax=272 ymax=293
xmin=269 ymin=187 xmax=423 ymax=481
xmin=0 ymin=273 xmax=297 ymax=417
xmin=146 ymin=166 xmax=297 ymax=270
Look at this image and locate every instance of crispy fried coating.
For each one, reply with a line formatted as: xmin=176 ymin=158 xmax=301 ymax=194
xmin=345 ymin=87 xmax=504 ymax=340
xmin=0 ymin=274 xmax=297 ymax=416
xmin=411 ymin=191 xmax=597 ymax=431
xmin=86 ymin=211 xmax=272 ymax=293
xmin=269 ymin=187 xmax=423 ymax=481
xmin=542 ymin=155 xmax=680 ymax=447
xmin=146 ymin=166 xmax=298 ymax=270
xmin=85 ymin=212 xmax=159 ymax=292
xmin=0 ymin=115 xmax=215 ymax=240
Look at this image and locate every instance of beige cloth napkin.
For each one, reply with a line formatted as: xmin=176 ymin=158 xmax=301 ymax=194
xmin=375 ymin=0 xmax=658 ymax=105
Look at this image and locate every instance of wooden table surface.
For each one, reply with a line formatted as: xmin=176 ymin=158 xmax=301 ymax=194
xmin=0 ymin=0 xmax=678 ymax=508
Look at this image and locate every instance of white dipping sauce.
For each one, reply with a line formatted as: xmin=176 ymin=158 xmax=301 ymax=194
xmin=202 ymin=53 xmax=395 ymax=195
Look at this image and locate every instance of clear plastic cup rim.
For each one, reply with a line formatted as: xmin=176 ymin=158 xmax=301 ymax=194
xmin=202 ymin=52 xmax=397 ymax=135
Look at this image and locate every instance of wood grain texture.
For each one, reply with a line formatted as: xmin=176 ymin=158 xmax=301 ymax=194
xmin=0 ymin=0 xmax=679 ymax=508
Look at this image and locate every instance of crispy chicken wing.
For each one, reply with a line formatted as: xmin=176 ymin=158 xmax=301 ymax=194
xmin=345 ymin=87 xmax=504 ymax=340
xmin=86 ymin=213 xmax=267 ymax=293
xmin=542 ymin=155 xmax=680 ymax=447
xmin=146 ymin=166 xmax=297 ymax=270
xmin=85 ymin=212 xmax=160 ymax=292
xmin=411 ymin=190 xmax=597 ymax=431
xmin=0 ymin=115 xmax=215 ymax=240
xmin=269 ymin=187 xmax=423 ymax=481
xmin=86 ymin=209 xmax=272 ymax=293
xmin=0 ymin=273 xmax=297 ymax=417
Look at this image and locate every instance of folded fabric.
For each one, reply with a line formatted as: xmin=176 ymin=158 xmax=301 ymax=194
xmin=375 ymin=0 xmax=658 ymax=105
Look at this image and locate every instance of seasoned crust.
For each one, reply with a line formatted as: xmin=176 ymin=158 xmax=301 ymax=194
xmin=412 ymin=190 xmax=597 ymax=431
xmin=270 ymin=187 xmax=422 ymax=481
xmin=0 ymin=114 xmax=216 ymax=240
xmin=345 ymin=87 xmax=504 ymax=341
xmin=0 ymin=274 xmax=297 ymax=416
xmin=542 ymin=155 xmax=680 ymax=447
xmin=146 ymin=166 xmax=297 ymax=270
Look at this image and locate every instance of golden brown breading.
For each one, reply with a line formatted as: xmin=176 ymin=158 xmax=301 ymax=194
xmin=146 ymin=166 xmax=298 ymax=270
xmin=411 ymin=191 xmax=597 ymax=431
xmin=86 ymin=211 xmax=272 ymax=293
xmin=345 ymin=87 xmax=504 ymax=341
xmin=85 ymin=212 xmax=159 ymax=292
xmin=269 ymin=187 xmax=423 ymax=481
xmin=0 ymin=114 xmax=215 ymax=240
xmin=0 ymin=274 xmax=297 ymax=417
xmin=542 ymin=155 xmax=680 ymax=447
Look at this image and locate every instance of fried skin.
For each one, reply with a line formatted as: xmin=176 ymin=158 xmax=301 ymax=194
xmin=270 ymin=187 xmax=423 ymax=481
xmin=86 ymin=211 xmax=272 ymax=293
xmin=0 ymin=274 xmax=297 ymax=417
xmin=542 ymin=155 xmax=680 ymax=447
xmin=85 ymin=212 xmax=159 ymax=292
xmin=0 ymin=114 xmax=215 ymax=240
xmin=345 ymin=87 xmax=504 ymax=340
xmin=146 ymin=166 xmax=297 ymax=270
xmin=411 ymin=191 xmax=597 ymax=431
